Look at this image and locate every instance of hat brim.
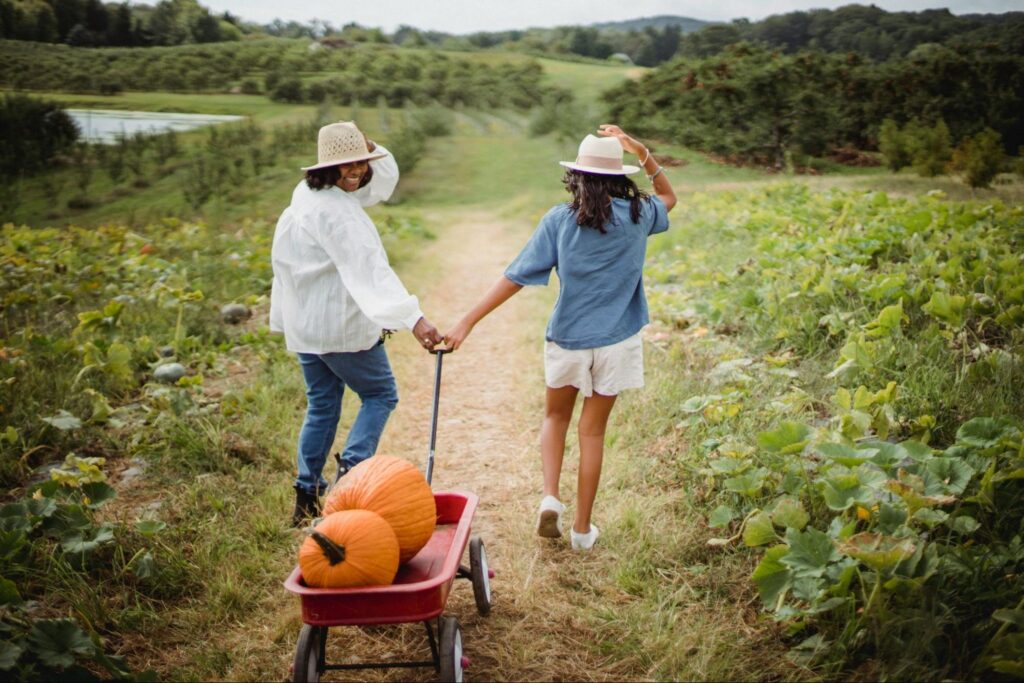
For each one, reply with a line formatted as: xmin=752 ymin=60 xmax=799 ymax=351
xmin=301 ymin=150 xmax=388 ymax=171
xmin=559 ymin=161 xmax=641 ymax=175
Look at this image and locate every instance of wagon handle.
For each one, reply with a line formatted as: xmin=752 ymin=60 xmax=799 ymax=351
xmin=426 ymin=348 xmax=452 ymax=485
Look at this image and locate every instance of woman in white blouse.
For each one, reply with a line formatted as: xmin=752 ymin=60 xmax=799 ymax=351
xmin=270 ymin=121 xmax=443 ymax=526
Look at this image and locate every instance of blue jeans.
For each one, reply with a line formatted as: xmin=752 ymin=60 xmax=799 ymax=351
xmin=295 ymin=342 xmax=398 ymax=495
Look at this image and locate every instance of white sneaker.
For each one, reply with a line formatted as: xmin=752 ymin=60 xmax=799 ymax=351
xmin=570 ymin=524 xmax=600 ymax=551
xmin=536 ymin=495 xmax=564 ymax=538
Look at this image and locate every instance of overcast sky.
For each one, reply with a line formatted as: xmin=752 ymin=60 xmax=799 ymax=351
xmin=189 ymin=0 xmax=1024 ymax=33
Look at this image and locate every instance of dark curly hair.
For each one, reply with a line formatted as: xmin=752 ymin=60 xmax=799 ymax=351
xmin=563 ymin=169 xmax=648 ymax=233
xmin=305 ymin=163 xmax=374 ymax=191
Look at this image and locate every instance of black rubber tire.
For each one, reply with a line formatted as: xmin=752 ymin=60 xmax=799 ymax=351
xmin=469 ymin=536 xmax=492 ymax=616
xmin=438 ymin=616 xmax=463 ymax=682
xmin=292 ymin=624 xmax=325 ymax=683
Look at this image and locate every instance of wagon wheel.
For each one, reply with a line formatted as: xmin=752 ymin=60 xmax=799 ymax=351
xmin=292 ymin=624 xmax=326 ymax=683
xmin=469 ymin=536 xmax=492 ymax=616
xmin=438 ymin=616 xmax=464 ymax=682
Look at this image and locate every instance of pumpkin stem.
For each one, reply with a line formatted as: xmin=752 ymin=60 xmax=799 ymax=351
xmin=311 ymin=531 xmax=346 ymax=565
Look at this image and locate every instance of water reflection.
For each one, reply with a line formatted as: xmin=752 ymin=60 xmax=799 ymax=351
xmin=66 ymin=109 xmax=244 ymax=143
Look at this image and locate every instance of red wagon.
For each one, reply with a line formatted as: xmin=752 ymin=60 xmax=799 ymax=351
xmin=284 ymin=350 xmax=493 ymax=682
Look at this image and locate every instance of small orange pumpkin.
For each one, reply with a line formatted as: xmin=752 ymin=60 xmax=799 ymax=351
xmin=323 ymin=455 xmax=436 ymax=563
xmin=298 ymin=510 xmax=400 ymax=588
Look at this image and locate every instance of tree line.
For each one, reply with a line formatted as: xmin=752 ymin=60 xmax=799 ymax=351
xmin=676 ymin=5 xmax=1023 ymax=61
xmin=605 ymin=42 xmax=1024 ymax=176
xmin=0 ymin=38 xmax=553 ymax=110
xmin=0 ymin=0 xmax=241 ymax=47
xmin=3 ymin=2 xmax=1021 ymax=68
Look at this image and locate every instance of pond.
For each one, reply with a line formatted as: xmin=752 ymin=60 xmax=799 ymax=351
xmin=66 ymin=109 xmax=244 ymax=143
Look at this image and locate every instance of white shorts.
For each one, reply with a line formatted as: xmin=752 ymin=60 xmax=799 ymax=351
xmin=544 ymin=333 xmax=644 ymax=397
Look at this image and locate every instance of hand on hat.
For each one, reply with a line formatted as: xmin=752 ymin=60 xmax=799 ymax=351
xmin=597 ymin=124 xmax=645 ymax=158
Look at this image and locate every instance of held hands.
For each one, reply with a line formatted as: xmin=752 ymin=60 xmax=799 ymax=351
xmin=441 ymin=319 xmax=473 ymax=351
xmin=596 ymin=124 xmax=646 ymax=158
xmin=413 ymin=317 xmax=443 ymax=351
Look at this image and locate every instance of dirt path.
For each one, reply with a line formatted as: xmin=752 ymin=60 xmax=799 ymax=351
xmin=313 ymin=209 xmax=640 ymax=682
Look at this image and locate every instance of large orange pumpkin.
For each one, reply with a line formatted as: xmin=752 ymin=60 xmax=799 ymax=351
xmin=323 ymin=455 xmax=436 ymax=563
xmin=298 ymin=510 xmax=400 ymax=588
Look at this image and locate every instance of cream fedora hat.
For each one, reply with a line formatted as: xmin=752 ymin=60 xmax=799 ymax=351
xmin=301 ymin=121 xmax=387 ymax=171
xmin=559 ymin=134 xmax=640 ymax=175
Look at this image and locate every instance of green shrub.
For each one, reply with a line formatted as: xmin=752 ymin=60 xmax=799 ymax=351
xmin=306 ymin=81 xmax=328 ymax=103
xmin=0 ymin=94 xmax=79 ymax=178
xmin=952 ymin=128 xmax=1004 ymax=188
xmin=269 ymin=77 xmax=305 ymax=103
xmin=240 ymin=78 xmax=261 ymax=95
xmin=908 ymin=119 xmax=952 ymax=177
xmin=408 ymin=106 xmax=454 ymax=137
xmin=878 ymin=118 xmax=912 ymax=171
xmin=387 ymin=122 xmax=427 ymax=174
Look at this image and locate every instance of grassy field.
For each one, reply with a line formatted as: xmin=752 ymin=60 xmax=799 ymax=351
xmin=3 ymin=52 xmax=1024 ymax=680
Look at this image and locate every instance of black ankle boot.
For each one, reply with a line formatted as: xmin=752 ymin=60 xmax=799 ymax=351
xmin=333 ymin=453 xmax=350 ymax=484
xmin=292 ymin=487 xmax=320 ymax=527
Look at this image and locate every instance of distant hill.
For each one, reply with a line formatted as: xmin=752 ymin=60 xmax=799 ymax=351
xmin=591 ymin=15 xmax=713 ymax=34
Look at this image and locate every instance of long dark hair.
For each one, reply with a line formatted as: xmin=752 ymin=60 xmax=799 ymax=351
xmin=305 ymin=163 xmax=374 ymax=191
xmin=563 ymin=169 xmax=648 ymax=233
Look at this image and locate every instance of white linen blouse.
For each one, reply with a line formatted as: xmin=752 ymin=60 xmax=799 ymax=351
xmin=269 ymin=146 xmax=423 ymax=354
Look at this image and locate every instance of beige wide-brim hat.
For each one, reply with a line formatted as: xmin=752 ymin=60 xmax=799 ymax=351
xmin=301 ymin=121 xmax=387 ymax=171
xmin=559 ymin=134 xmax=640 ymax=175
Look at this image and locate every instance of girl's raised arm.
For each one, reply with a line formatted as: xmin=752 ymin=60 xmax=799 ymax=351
xmin=597 ymin=124 xmax=676 ymax=212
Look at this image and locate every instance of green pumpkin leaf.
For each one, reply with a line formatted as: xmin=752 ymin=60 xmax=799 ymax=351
xmin=0 ymin=529 xmax=28 ymax=563
xmin=816 ymin=443 xmax=877 ymax=468
xmin=781 ymin=528 xmax=838 ymax=578
xmin=947 ymin=515 xmax=981 ymax=535
xmin=821 ymin=472 xmax=872 ymax=511
xmin=923 ymin=457 xmax=974 ymax=495
xmin=724 ymin=468 xmax=768 ymax=497
xmin=827 ymin=516 xmax=857 ymax=541
xmin=752 ymin=545 xmax=792 ymax=608
xmin=877 ymin=503 xmax=908 ymax=534
xmin=681 ymin=394 xmax=721 ymax=413
xmin=26 ymin=496 xmax=57 ymax=519
xmin=0 ymin=640 xmax=23 ymax=671
xmin=80 ymin=482 xmax=117 ymax=508
xmin=757 ymin=422 xmax=812 ymax=455
xmin=956 ymin=417 xmax=1017 ymax=449
xmin=707 ymin=505 xmax=736 ymax=529
xmin=0 ymin=576 xmax=22 ymax=606
xmin=912 ymin=508 xmax=948 ymax=528
xmin=26 ymin=619 xmax=96 ymax=669
xmin=771 ymin=497 xmax=809 ymax=530
xmin=743 ymin=511 xmax=777 ymax=547
xmin=899 ymin=440 xmax=935 ymax=462
xmin=41 ymin=410 xmax=82 ymax=431
xmin=864 ymin=301 xmax=904 ymax=338
xmin=922 ymin=291 xmax=966 ymax=327
xmin=708 ymin=457 xmax=746 ymax=475
xmin=838 ymin=532 xmax=916 ymax=573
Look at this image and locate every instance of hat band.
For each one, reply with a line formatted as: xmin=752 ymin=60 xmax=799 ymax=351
xmin=575 ymin=154 xmax=622 ymax=170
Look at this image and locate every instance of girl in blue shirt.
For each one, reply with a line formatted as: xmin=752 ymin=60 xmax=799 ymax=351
xmin=444 ymin=124 xmax=676 ymax=551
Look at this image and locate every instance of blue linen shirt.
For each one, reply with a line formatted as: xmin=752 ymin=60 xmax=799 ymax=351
xmin=505 ymin=196 xmax=669 ymax=350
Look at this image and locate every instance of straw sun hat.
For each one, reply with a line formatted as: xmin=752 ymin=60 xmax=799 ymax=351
xmin=559 ymin=134 xmax=640 ymax=175
xmin=301 ymin=121 xmax=387 ymax=171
